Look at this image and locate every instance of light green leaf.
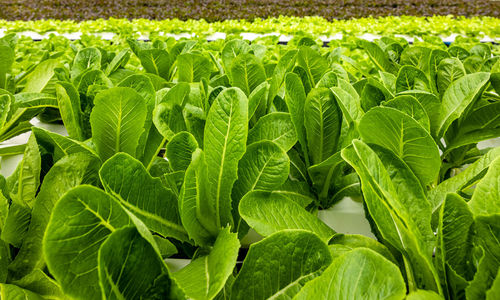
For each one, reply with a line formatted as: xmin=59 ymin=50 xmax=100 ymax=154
xmin=294 ymin=248 xmax=406 ymax=300
xmin=99 ymin=153 xmax=187 ymax=241
xmin=331 ymin=79 xmax=363 ymax=125
xmin=247 ymin=112 xmax=297 ymax=151
xmin=177 ymin=53 xmax=211 ymax=83
xmin=285 ymin=72 xmax=308 ymax=165
xmin=55 ymin=82 xmax=84 ymax=141
xmin=341 ymin=140 xmax=440 ymax=292
xmin=436 ymin=72 xmax=490 ymax=138
xmin=90 ymin=87 xmax=147 ymax=161
xmin=98 ymin=226 xmax=183 ymax=300
xmin=179 ymin=148 xmax=216 ymax=246
xmin=428 ymin=147 xmax=500 ymax=211
xmin=231 ymin=230 xmax=332 ymax=300
xmin=437 ymin=58 xmax=465 ymax=96
xmin=230 ymin=53 xmax=266 ymax=96
xmin=173 ymin=228 xmax=239 ymax=300
xmin=221 ymin=40 xmax=251 ymax=76
xmin=304 ymin=87 xmax=342 ymax=165
xmin=166 ymin=131 xmax=199 ymax=172
xmin=358 ymin=106 xmax=440 ymax=186
xmin=395 ymin=65 xmax=430 ymax=93
xmin=297 ymin=46 xmax=329 ymax=87
xmin=8 ymin=153 xmax=100 ymax=280
xmin=22 ymin=59 xmax=62 ymax=93
xmin=44 ymin=185 xmax=132 ymax=300
xmin=406 ymin=290 xmax=443 ymax=300
xmin=0 ymin=283 xmax=45 ymax=300
xmin=466 ymin=215 xmax=500 ymax=300
xmin=469 ymin=157 xmax=500 ymax=216
xmin=204 ymin=88 xmax=248 ymax=229
xmin=0 ymin=45 xmax=14 ymax=89
xmin=358 ymin=40 xmax=399 ymax=74
xmin=329 ymin=233 xmax=397 ymax=264
xmin=137 ymin=49 xmax=173 ymax=80
xmin=71 ymin=48 xmax=101 ymax=79
xmin=239 ymin=191 xmax=335 ymax=241
xmin=383 ymin=95 xmax=430 ymax=132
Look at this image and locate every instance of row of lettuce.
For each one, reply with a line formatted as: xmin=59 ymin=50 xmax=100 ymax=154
xmin=0 ymin=32 xmax=500 ymax=299
xmin=1 ymin=16 xmax=500 ymax=39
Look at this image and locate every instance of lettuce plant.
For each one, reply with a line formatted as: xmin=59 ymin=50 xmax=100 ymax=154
xmin=0 ymin=33 xmax=500 ymax=299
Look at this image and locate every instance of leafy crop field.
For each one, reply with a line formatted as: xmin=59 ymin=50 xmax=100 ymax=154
xmin=0 ymin=29 xmax=500 ymax=299
xmin=0 ymin=0 xmax=499 ymax=20
xmin=1 ymin=16 xmax=500 ymax=39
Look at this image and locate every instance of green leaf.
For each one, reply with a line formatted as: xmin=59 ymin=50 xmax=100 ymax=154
xmin=428 ymin=147 xmax=500 ymax=211
xmin=436 ymin=193 xmax=475 ymax=298
xmin=297 ymin=46 xmax=329 ymax=87
xmin=8 ymin=153 xmax=100 ymax=280
xmin=329 ymin=233 xmax=397 ymax=264
xmin=0 ymin=45 xmax=14 ymax=89
xmin=32 ymin=127 xmax=96 ymax=163
xmin=98 ymin=226 xmax=183 ymax=300
xmin=231 ymin=230 xmax=332 ymax=300
xmin=166 ymin=131 xmax=199 ymax=172
xmin=55 ymin=82 xmax=84 ymax=141
xmin=247 ymin=112 xmax=297 ymax=152
xmin=179 ymin=149 xmax=216 ymax=245
xmin=487 ymin=269 xmax=500 ymax=300
xmin=406 ymin=290 xmax=443 ymax=300
xmin=221 ymin=40 xmax=251 ymax=76
xmin=469 ymin=157 xmax=500 ymax=216
xmin=90 ymin=87 xmax=147 ymax=161
xmin=22 ymin=59 xmax=62 ymax=93
xmin=99 ymin=153 xmax=187 ymax=241
xmin=436 ymin=72 xmax=490 ymax=138
xmin=137 ymin=49 xmax=173 ymax=80
xmin=9 ymin=269 xmax=66 ymax=299
xmin=239 ymin=191 xmax=335 ymax=241
xmin=16 ymin=134 xmax=41 ymax=208
xmin=71 ymin=48 xmax=101 ymax=79
xmin=395 ymin=65 xmax=430 ymax=93
xmin=358 ymin=40 xmax=399 ymax=74
xmin=285 ymin=72 xmax=308 ymax=165
xmin=44 ymin=185 xmax=132 ymax=300
xmin=173 ymin=228 xmax=239 ymax=300
xmin=0 ymin=283 xmax=45 ymax=300
xmin=307 ymin=151 xmax=343 ymax=202
xmin=437 ymin=58 xmax=465 ymax=96
xmin=0 ymin=92 xmax=11 ymax=130
xmin=105 ymin=49 xmax=130 ymax=75
xmin=383 ymin=95 xmax=430 ymax=132
xmin=268 ymin=50 xmax=297 ymax=106
xmin=177 ymin=53 xmax=212 ymax=83
xmin=330 ymin=79 xmax=363 ymax=125
xmin=358 ymin=106 xmax=440 ymax=186
xmin=295 ymin=248 xmax=406 ymax=300
xmin=304 ymin=87 xmax=342 ymax=165
xmin=204 ymin=88 xmax=248 ymax=229
xmin=466 ymin=215 xmax=500 ymax=300
xmin=341 ymin=140 xmax=440 ymax=292
xmin=230 ymin=53 xmax=266 ymax=96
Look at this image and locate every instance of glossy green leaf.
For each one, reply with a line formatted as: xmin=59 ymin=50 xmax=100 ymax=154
xmin=231 ymin=230 xmax=332 ymax=300
xmin=247 ymin=112 xmax=297 ymax=151
xmin=295 ymin=248 xmax=406 ymax=300
xmin=99 ymin=153 xmax=186 ymax=241
xmin=179 ymin=149 xmax=216 ymax=245
xmin=177 ymin=53 xmax=211 ymax=83
xmin=204 ymin=88 xmax=248 ymax=229
xmin=304 ymin=87 xmax=342 ymax=165
xmin=230 ymin=53 xmax=266 ymax=96
xmin=8 ymin=153 xmax=100 ymax=280
xmin=90 ymin=87 xmax=147 ymax=161
xmin=55 ymin=82 xmax=84 ymax=141
xmin=437 ymin=58 xmax=465 ymax=96
xmin=166 ymin=131 xmax=199 ymax=172
xmin=71 ymin=48 xmax=101 ymax=79
xmin=98 ymin=226 xmax=183 ymax=300
xmin=358 ymin=106 xmax=440 ymax=185
xmin=285 ymin=72 xmax=308 ymax=164
xmin=22 ymin=59 xmax=62 ymax=93
xmin=469 ymin=157 xmax=500 ymax=216
xmin=358 ymin=40 xmax=399 ymax=74
xmin=297 ymin=46 xmax=329 ymax=87
xmin=395 ymin=65 xmax=430 ymax=93
xmin=173 ymin=228 xmax=239 ymax=300
xmin=44 ymin=185 xmax=132 ymax=300
xmin=239 ymin=191 xmax=335 ymax=241
xmin=383 ymin=95 xmax=430 ymax=132
xmin=436 ymin=72 xmax=490 ymax=138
